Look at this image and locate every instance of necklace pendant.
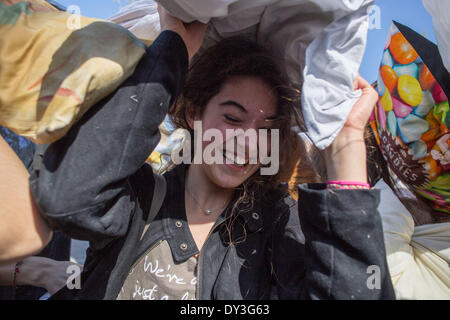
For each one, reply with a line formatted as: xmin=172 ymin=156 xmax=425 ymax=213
xmin=205 ymin=209 xmax=212 ymax=215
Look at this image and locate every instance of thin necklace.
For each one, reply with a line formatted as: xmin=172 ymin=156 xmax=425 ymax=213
xmin=185 ymin=187 xmax=230 ymax=216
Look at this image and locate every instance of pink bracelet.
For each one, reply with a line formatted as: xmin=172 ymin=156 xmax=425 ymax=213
xmin=327 ymin=181 xmax=370 ymax=190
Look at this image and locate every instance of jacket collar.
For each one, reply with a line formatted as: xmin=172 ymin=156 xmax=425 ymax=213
xmin=161 ymin=164 xmax=264 ymax=263
xmin=161 ymin=164 xmax=198 ymax=263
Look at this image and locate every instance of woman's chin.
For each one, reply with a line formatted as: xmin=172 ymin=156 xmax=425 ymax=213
xmin=205 ymin=163 xmax=259 ymax=189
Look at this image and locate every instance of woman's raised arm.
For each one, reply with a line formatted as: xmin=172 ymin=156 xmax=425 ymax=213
xmin=29 ymin=9 xmax=206 ymax=250
xmin=270 ymin=75 xmax=395 ymax=299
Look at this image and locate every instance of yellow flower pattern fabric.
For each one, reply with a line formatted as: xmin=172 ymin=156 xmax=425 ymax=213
xmin=0 ymin=0 xmax=147 ymax=143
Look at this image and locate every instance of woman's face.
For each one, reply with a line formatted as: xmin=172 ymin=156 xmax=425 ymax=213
xmin=188 ymin=75 xmax=278 ymax=189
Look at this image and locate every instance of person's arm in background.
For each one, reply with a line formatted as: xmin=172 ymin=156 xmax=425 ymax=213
xmin=0 ymin=136 xmax=52 ymax=265
xmin=0 ymin=256 xmax=79 ymax=295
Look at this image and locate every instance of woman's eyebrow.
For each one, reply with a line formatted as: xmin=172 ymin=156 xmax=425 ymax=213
xmin=219 ymin=100 xmax=248 ymax=113
xmin=220 ymin=100 xmax=278 ymax=121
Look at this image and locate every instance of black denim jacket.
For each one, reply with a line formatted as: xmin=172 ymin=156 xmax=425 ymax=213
xmin=30 ymin=31 xmax=395 ymax=300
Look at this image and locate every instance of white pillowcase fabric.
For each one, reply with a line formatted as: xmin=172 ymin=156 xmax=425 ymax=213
xmin=376 ymin=179 xmax=450 ymax=300
xmin=108 ymin=0 xmax=160 ymax=41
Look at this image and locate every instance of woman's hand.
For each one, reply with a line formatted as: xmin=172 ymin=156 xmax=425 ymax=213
xmin=157 ymin=5 xmax=207 ymax=61
xmin=323 ymin=75 xmax=379 ymax=182
xmin=342 ymin=75 xmax=379 ymax=136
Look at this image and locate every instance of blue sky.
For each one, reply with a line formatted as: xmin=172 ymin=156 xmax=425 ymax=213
xmin=56 ymin=0 xmax=436 ymax=83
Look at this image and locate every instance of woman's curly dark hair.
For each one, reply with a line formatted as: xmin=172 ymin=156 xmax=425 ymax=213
xmin=169 ymin=36 xmax=318 ymax=228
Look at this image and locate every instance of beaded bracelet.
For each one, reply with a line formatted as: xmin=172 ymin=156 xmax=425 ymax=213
xmin=327 ymin=180 xmax=370 ymax=190
xmin=12 ymin=260 xmax=23 ymax=288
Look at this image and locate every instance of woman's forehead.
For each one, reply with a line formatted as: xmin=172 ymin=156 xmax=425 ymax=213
xmin=214 ymin=76 xmax=278 ymax=116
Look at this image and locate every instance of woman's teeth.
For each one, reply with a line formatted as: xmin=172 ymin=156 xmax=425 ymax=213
xmin=223 ymin=150 xmax=248 ymax=167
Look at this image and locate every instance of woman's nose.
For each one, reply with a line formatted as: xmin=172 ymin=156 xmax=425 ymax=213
xmin=231 ymin=128 xmax=259 ymax=162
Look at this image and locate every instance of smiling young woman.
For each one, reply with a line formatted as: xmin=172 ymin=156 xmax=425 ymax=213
xmin=172 ymin=38 xmax=302 ymax=175
xmin=24 ymin=7 xmax=394 ymax=299
xmin=169 ymin=37 xmax=303 ymax=251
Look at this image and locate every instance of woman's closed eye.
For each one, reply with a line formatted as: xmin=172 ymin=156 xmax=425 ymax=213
xmin=224 ymin=114 xmax=243 ymax=123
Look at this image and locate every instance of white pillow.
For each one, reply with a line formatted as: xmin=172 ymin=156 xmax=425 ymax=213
xmin=376 ymin=179 xmax=450 ymax=300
